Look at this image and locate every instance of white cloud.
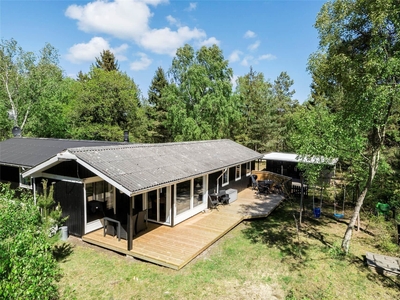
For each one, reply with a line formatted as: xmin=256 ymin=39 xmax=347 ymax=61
xmin=229 ymin=50 xmax=242 ymax=63
xmin=244 ymin=30 xmax=256 ymax=39
xmin=65 ymin=0 xmax=205 ymax=56
xmin=230 ymin=74 xmax=238 ymax=89
xmin=130 ymin=52 xmax=152 ymax=71
xmin=248 ymin=40 xmax=260 ymax=51
xmin=200 ymin=37 xmax=220 ymax=47
xmin=240 ymin=56 xmax=253 ymax=67
xmin=259 ymin=54 xmax=277 ymax=61
xmin=166 ymin=15 xmax=180 ymax=27
xmin=66 ymin=37 xmax=128 ymax=64
xmin=140 ymin=27 xmax=206 ymax=55
xmin=186 ymin=2 xmax=197 ymax=11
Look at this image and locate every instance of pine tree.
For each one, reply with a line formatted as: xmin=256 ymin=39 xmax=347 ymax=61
xmin=94 ymin=50 xmax=119 ymax=72
xmin=147 ymin=67 xmax=171 ymax=142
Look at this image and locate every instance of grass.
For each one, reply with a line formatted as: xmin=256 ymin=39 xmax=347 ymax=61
xmin=57 ymin=197 xmax=400 ymax=300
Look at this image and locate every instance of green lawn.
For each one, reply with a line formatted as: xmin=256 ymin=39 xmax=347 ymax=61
xmin=58 ymin=199 xmax=400 ymax=300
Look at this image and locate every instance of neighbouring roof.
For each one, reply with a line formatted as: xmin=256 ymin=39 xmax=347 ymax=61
xmin=263 ymin=152 xmax=338 ymax=166
xmin=0 ymin=137 xmax=126 ymax=168
xmin=26 ymin=139 xmax=262 ymax=195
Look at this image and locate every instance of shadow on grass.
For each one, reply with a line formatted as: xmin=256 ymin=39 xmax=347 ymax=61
xmin=349 ymin=254 xmax=400 ymax=290
xmin=241 ymin=197 xmax=348 ymax=270
xmin=241 ymin=201 xmax=312 ymax=264
xmin=52 ymin=242 xmax=74 ymax=262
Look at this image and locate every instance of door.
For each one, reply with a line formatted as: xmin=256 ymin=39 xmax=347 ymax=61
xmin=147 ymin=187 xmax=170 ymax=224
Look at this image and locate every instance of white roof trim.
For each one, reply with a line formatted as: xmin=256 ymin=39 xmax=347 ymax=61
xmin=263 ymin=152 xmax=338 ymax=166
xmin=22 ymin=156 xmax=61 ymax=178
xmin=22 ymin=150 xmax=131 ymax=196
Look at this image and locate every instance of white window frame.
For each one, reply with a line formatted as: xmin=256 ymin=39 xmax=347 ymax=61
xmin=19 ymin=167 xmax=32 ymax=189
xmin=246 ymin=162 xmax=252 ymax=176
xmin=235 ymin=165 xmax=241 ymax=181
xmin=84 ymin=178 xmax=116 ymax=234
xmin=222 ymin=170 xmax=229 ymax=187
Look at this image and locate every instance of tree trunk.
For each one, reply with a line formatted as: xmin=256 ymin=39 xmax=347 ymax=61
xmin=299 ymin=176 xmax=304 ymax=225
xmin=341 ymin=150 xmax=379 ymax=253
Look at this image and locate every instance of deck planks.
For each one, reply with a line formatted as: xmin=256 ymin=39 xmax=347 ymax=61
xmin=82 ymin=188 xmax=284 ymax=269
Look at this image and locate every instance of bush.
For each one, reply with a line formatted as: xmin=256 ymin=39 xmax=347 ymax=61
xmin=0 ymin=183 xmax=60 ymax=299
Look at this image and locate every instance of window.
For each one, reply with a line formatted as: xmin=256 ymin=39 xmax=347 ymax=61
xmin=222 ymin=170 xmax=229 ymax=186
xmin=194 ymin=176 xmax=204 ymax=207
xmin=235 ymin=165 xmax=241 ymax=181
xmin=246 ymin=162 xmax=251 ymax=176
xmin=86 ymin=181 xmax=114 ymax=223
xmin=176 ymin=180 xmax=191 ymax=215
xmin=19 ymin=168 xmax=32 ymax=189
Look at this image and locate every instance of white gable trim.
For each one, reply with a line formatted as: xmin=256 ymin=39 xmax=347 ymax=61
xmin=22 ymin=156 xmax=60 ymax=178
xmin=22 ymin=150 xmax=131 ymax=196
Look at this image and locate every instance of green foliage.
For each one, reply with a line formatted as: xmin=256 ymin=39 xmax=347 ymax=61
xmin=234 ymin=68 xmax=297 ymax=152
xmin=292 ymin=0 xmax=400 ymax=252
xmin=37 ymin=179 xmax=69 ymax=235
xmin=94 ymin=49 xmax=119 ymax=72
xmin=67 ymin=67 xmax=146 ymax=141
xmin=369 ymin=215 xmax=399 ymax=254
xmin=163 ymin=44 xmax=240 ymax=141
xmin=146 ymin=66 xmax=171 ymax=142
xmin=0 ymin=39 xmax=64 ymax=138
xmin=233 ymin=67 xmax=274 ymax=152
xmin=0 ymin=183 xmax=60 ymax=299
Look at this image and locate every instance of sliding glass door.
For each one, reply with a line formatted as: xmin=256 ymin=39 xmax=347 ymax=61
xmin=147 ymin=187 xmax=170 ymax=224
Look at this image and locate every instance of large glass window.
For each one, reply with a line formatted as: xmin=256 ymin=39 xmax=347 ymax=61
xmin=147 ymin=190 xmax=157 ymax=220
xmin=222 ymin=170 xmax=229 ymax=186
xmin=176 ymin=180 xmax=191 ymax=215
xmin=194 ymin=176 xmax=204 ymax=207
xmin=86 ymin=181 xmax=113 ymax=223
xmin=246 ymin=162 xmax=251 ymax=176
xmin=159 ymin=187 xmax=167 ymax=222
xmin=235 ymin=165 xmax=241 ymax=181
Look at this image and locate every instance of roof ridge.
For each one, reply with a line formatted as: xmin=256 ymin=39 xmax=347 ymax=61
xmin=9 ymin=137 xmax=126 ymax=144
xmin=68 ymin=139 xmax=231 ymax=152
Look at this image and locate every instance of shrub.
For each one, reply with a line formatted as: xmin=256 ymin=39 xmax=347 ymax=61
xmin=0 ymin=183 xmax=60 ymax=299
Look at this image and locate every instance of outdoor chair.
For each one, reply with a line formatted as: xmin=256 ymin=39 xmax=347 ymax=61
xmin=103 ymin=208 xmax=117 ymax=236
xmin=220 ymin=193 xmax=230 ymax=205
xmin=208 ymin=195 xmax=220 ymax=210
xmin=251 ymin=175 xmax=258 ymax=190
xmin=256 ymin=182 xmax=269 ymax=197
xmin=120 ymin=213 xmax=138 ymax=241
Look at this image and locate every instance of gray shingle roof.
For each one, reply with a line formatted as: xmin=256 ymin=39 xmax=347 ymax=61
xmin=0 ymin=138 xmax=126 ymax=168
xmin=68 ymin=139 xmax=262 ymax=194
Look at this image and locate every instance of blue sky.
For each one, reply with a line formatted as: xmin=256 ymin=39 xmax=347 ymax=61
xmin=1 ymin=0 xmax=327 ymax=103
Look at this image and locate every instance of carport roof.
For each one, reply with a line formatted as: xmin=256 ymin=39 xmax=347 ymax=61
xmin=263 ymin=152 xmax=338 ymax=165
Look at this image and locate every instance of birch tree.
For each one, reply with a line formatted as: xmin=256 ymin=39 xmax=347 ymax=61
xmin=0 ymin=39 xmax=61 ymax=136
xmin=305 ymin=0 xmax=400 ymax=253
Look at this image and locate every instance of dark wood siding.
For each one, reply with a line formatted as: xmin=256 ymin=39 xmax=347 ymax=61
xmin=266 ymin=160 xmax=301 ymax=179
xmin=208 ymin=171 xmax=220 ymax=193
xmin=207 ymin=161 xmax=255 ymax=194
xmin=54 ymin=181 xmax=84 ymax=237
xmin=46 ymin=161 xmax=96 ymax=179
xmin=0 ymin=165 xmax=20 ymax=188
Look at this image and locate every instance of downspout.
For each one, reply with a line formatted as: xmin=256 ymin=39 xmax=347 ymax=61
xmin=216 ymin=168 xmax=228 ymax=193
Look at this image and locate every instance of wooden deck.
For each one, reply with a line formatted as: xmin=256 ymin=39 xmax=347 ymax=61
xmin=82 ymin=188 xmax=285 ymax=270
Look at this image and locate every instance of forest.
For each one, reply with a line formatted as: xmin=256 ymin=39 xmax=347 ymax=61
xmin=1 ymin=0 xmax=400 ymax=298
xmin=1 ymin=1 xmax=400 ymax=250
